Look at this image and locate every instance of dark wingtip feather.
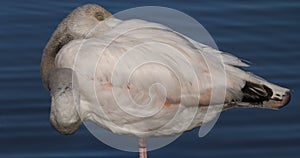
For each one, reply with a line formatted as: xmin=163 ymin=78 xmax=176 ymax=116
xmin=241 ymin=81 xmax=273 ymax=104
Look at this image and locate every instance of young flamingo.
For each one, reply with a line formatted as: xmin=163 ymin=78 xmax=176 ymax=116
xmin=41 ymin=4 xmax=291 ymax=158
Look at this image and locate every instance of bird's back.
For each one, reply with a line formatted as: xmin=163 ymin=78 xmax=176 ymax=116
xmin=54 ymin=18 xmax=290 ymax=137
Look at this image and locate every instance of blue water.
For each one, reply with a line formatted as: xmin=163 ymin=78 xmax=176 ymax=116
xmin=1 ymin=0 xmax=299 ymax=157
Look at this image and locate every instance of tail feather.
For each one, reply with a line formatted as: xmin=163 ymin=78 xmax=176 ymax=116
xmin=237 ymin=78 xmax=290 ymax=109
xmin=225 ymin=66 xmax=291 ymax=109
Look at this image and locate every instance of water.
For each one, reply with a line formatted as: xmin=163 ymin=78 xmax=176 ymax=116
xmin=0 ymin=0 xmax=299 ymax=157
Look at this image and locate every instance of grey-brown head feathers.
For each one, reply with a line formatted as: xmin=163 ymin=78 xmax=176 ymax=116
xmin=41 ymin=4 xmax=112 ymax=89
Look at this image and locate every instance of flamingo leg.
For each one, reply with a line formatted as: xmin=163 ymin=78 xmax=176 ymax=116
xmin=139 ymin=138 xmax=147 ymax=158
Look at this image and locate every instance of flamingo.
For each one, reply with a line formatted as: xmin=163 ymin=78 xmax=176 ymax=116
xmin=41 ymin=4 xmax=291 ymax=158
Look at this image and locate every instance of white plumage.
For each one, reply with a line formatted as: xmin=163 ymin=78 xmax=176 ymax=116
xmin=41 ymin=4 xmax=290 ymax=139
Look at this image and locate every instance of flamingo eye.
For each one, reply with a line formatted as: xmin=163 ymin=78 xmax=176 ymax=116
xmin=94 ymin=11 xmax=104 ymax=21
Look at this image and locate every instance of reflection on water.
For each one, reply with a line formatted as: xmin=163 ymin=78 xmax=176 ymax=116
xmin=0 ymin=0 xmax=299 ymax=157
